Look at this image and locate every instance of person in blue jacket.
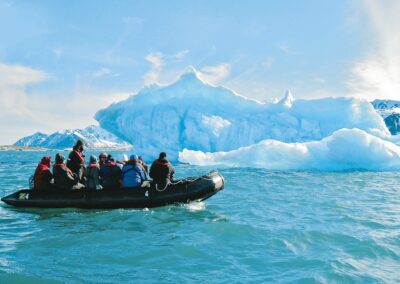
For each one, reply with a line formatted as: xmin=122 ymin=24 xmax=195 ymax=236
xmin=99 ymin=155 xmax=122 ymax=190
xmin=121 ymin=154 xmax=147 ymax=188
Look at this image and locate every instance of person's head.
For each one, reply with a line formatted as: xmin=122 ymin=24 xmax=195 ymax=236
xmin=55 ymin=153 xmax=65 ymax=164
xmin=130 ymin=154 xmax=139 ymax=163
xmin=108 ymin=157 xmax=115 ymax=163
xmin=99 ymin=152 xmax=107 ymax=163
xmin=75 ymin=140 xmax=84 ymax=151
xmin=41 ymin=156 xmax=51 ymax=167
xmin=159 ymin=152 xmax=167 ymax=160
xmin=89 ymin=155 xmax=98 ymax=164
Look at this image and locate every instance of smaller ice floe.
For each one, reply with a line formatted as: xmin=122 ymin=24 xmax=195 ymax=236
xmin=179 ymin=128 xmax=400 ymax=171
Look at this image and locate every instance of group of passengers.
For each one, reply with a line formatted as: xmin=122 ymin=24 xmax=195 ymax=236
xmin=33 ymin=140 xmax=175 ymax=191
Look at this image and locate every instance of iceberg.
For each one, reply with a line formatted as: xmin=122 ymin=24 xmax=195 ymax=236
xmin=179 ymin=128 xmax=400 ymax=171
xmin=96 ymin=69 xmax=389 ymax=159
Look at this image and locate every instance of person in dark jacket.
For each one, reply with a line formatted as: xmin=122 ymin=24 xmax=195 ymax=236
xmin=66 ymin=140 xmax=85 ymax=182
xmin=33 ymin=156 xmax=53 ymax=190
xmin=84 ymin=155 xmax=102 ymax=190
xmin=149 ymin=152 xmax=175 ymax=189
xmin=53 ymin=153 xmax=84 ymax=190
xmin=99 ymin=155 xmax=122 ymax=190
xmin=121 ymin=154 xmax=147 ymax=188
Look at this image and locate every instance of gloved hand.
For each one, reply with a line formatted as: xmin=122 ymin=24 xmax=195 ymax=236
xmin=141 ymin=181 xmax=151 ymax=188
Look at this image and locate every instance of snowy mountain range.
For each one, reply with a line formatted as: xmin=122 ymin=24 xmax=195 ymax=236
xmin=371 ymin=99 xmax=400 ymax=135
xmin=14 ymin=125 xmax=132 ymax=150
xmin=96 ymin=69 xmax=389 ymax=160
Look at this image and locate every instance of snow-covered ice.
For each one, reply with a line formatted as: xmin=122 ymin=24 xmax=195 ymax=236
xmin=179 ymin=128 xmax=400 ymax=171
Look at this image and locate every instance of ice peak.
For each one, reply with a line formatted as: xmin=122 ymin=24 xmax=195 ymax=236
xmin=177 ymin=67 xmax=208 ymax=86
xmin=278 ymin=90 xmax=294 ymax=108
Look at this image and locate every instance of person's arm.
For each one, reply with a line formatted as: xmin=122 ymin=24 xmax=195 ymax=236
xmin=45 ymin=170 xmax=53 ymax=183
xmin=116 ymin=166 xmax=122 ymax=187
xmin=136 ymin=165 xmax=146 ymax=182
xmin=65 ymin=168 xmax=77 ymax=184
xmin=170 ymin=165 xmax=175 ymax=180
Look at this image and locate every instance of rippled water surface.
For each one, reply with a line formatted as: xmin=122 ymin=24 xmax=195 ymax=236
xmin=1 ymin=151 xmax=400 ymax=283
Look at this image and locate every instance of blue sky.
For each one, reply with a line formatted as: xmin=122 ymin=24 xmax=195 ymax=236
xmin=0 ymin=0 xmax=399 ymax=144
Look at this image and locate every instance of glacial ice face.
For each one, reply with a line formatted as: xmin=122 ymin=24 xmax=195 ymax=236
xmin=179 ymin=128 xmax=400 ymax=171
xmin=96 ymin=70 xmax=389 ymax=159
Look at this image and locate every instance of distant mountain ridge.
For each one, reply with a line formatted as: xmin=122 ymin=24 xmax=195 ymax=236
xmin=371 ymin=99 xmax=400 ymax=135
xmin=371 ymin=99 xmax=400 ymax=112
xmin=14 ymin=125 xmax=132 ymax=150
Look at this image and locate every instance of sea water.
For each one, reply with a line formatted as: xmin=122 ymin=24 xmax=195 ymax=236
xmin=1 ymin=151 xmax=400 ymax=283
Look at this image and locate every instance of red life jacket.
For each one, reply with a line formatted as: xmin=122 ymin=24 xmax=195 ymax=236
xmin=155 ymin=160 xmax=170 ymax=166
xmin=74 ymin=150 xmax=85 ymax=163
xmin=53 ymin=163 xmax=73 ymax=173
xmin=34 ymin=163 xmax=51 ymax=190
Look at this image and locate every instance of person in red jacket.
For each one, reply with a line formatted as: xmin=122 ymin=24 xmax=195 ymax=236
xmin=33 ymin=156 xmax=53 ymax=190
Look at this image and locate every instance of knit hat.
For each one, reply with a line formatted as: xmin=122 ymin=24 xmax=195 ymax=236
xmin=55 ymin=153 xmax=65 ymax=164
xmin=41 ymin=156 xmax=51 ymax=166
xmin=130 ymin=154 xmax=138 ymax=161
xmin=89 ymin=155 xmax=98 ymax=164
xmin=99 ymin=152 xmax=107 ymax=159
xmin=159 ymin=152 xmax=167 ymax=159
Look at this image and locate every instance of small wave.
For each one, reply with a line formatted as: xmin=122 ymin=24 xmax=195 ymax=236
xmin=184 ymin=201 xmax=206 ymax=211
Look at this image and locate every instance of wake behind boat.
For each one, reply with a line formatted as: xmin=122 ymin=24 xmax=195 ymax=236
xmin=1 ymin=171 xmax=224 ymax=209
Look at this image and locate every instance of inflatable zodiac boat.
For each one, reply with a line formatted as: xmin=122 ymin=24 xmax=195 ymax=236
xmin=1 ymin=171 xmax=224 ymax=209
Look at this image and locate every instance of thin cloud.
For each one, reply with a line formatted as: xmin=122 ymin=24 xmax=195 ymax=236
xmin=93 ymin=67 xmax=112 ymax=78
xmin=348 ymin=0 xmax=400 ymax=100
xmin=143 ymin=52 xmax=164 ymax=84
xmin=174 ymin=50 xmax=189 ymax=60
xmin=0 ymin=63 xmax=49 ymax=143
xmin=277 ymin=43 xmax=295 ymax=55
xmin=198 ymin=63 xmax=231 ymax=85
xmin=0 ymin=62 xmax=132 ymax=144
xmin=52 ymin=47 xmax=63 ymax=58
xmin=263 ymin=57 xmax=274 ymax=70
xmin=0 ymin=63 xmax=48 ymax=87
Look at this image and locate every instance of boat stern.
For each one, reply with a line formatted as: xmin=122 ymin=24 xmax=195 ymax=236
xmin=209 ymin=171 xmax=224 ymax=193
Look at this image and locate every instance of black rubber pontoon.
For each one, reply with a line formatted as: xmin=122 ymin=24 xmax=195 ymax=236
xmin=1 ymin=171 xmax=224 ymax=209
